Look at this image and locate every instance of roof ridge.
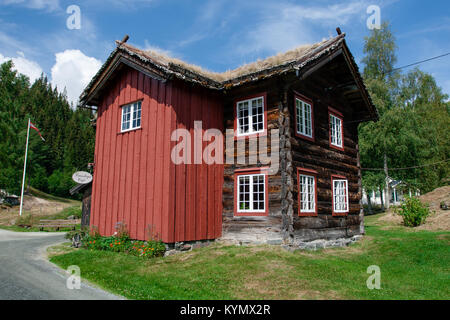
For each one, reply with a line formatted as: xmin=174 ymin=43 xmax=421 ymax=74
xmin=115 ymin=33 xmax=345 ymax=84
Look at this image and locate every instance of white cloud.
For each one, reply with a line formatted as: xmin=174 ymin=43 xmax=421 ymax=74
xmin=0 ymin=0 xmax=60 ymax=11
xmin=50 ymin=50 xmax=102 ymax=107
xmin=0 ymin=51 xmax=43 ymax=82
xmin=235 ymin=1 xmax=367 ymax=55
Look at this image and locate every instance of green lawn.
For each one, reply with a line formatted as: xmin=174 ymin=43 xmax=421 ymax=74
xmin=49 ymin=214 xmax=449 ymax=300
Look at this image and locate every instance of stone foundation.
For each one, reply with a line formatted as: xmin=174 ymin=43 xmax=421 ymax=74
xmin=283 ymin=235 xmax=363 ymax=252
xmin=163 ymin=234 xmax=363 ymax=257
xmin=164 ymin=239 xmax=215 ymax=257
xmin=218 ymin=230 xmax=284 ymax=246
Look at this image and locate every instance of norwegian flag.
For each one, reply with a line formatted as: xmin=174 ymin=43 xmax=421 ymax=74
xmin=30 ymin=122 xmax=45 ymax=141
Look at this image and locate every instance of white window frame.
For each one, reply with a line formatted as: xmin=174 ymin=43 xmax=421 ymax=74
xmin=296 ymin=98 xmax=313 ymax=138
xmin=121 ymin=101 xmax=142 ymax=133
xmin=299 ymin=174 xmax=316 ymax=213
xmin=236 ymin=96 xmax=265 ymax=137
xmin=330 ymin=113 xmax=343 ymax=148
xmin=237 ymin=173 xmax=266 ymax=213
xmin=333 ymin=179 xmax=349 ymax=213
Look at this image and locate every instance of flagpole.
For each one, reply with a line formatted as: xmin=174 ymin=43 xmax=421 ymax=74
xmin=19 ymin=118 xmax=30 ymax=217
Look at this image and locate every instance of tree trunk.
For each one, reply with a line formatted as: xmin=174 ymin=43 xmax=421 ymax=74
xmin=379 ymin=186 xmax=385 ymax=212
xmin=384 ymin=153 xmax=390 ymax=209
xmin=367 ymin=192 xmax=373 ymax=214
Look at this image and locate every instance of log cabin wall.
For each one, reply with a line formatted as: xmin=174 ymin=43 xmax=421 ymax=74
xmin=222 ymin=78 xmax=287 ymax=242
xmin=287 ymin=74 xmax=363 ymax=241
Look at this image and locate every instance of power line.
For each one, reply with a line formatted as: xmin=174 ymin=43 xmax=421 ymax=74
xmin=362 ymin=159 xmax=449 ymax=171
xmin=385 ymin=52 xmax=450 ymax=74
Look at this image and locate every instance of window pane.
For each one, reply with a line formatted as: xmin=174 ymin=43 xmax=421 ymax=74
xmin=333 ymin=180 xmax=348 ymax=212
xmin=252 ymin=98 xmax=264 ymax=132
xmin=300 ymin=174 xmax=315 ymax=212
xmin=252 ymin=174 xmax=265 ymax=211
xmin=296 ymin=99 xmax=312 ymax=137
xmin=304 ymin=103 xmax=312 ymax=136
xmin=238 ymin=102 xmax=249 ymax=134
xmin=239 ymin=176 xmax=250 ymax=211
xmin=122 ymin=105 xmax=131 ymax=131
xmin=237 ymin=97 xmax=264 ymax=135
xmin=330 ymin=114 xmax=342 ymax=147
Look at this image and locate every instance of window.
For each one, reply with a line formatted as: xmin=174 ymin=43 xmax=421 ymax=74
xmin=329 ymin=108 xmax=344 ymax=150
xmin=332 ymin=176 xmax=349 ymax=215
xmin=295 ymin=95 xmax=314 ymax=140
xmin=121 ymin=101 xmax=142 ymax=132
xmin=236 ymin=95 xmax=265 ymax=136
xmin=297 ymin=168 xmax=317 ymax=216
xmin=234 ymin=169 xmax=268 ymax=216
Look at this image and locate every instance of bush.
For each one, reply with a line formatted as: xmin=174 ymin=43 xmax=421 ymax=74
xmin=395 ymin=196 xmax=431 ymax=227
xmin=15 ymin=214 xmax=34 ymax=228
xmin=70 ymin=222 xmax=166 ymax=258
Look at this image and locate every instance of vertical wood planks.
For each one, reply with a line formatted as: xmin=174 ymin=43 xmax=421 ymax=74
xmin=90 ymin=68 xmax=223 ymax=243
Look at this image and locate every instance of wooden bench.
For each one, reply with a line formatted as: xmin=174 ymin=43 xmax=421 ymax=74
xmin=38 ymin=219 xmax=81 ymax=231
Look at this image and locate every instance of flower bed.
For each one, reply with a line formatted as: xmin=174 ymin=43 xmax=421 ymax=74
xmin=67 ymin=222 xmax=166 ymax=258
xmin=83 ymin=234 xmax=166 ymax=258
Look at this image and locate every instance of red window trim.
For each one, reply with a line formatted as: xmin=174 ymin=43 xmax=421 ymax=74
xmin=297 ymin=167 xmax=318 ymax=216
xmin=331 ymin=174 xmax=349 ymax=216
xmin=234 ymin=167 xmax=269 ymax=217
xmin=233 ymin=92 xmax=268 ymax=140
xmin=328 ymin=106 xmax=345 ymax=152
xmin=294 ymin=92 xmax=315 ymax=142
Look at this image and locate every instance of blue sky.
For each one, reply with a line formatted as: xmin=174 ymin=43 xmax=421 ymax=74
xmin=0 ymin=0 xmax=449 ymax=105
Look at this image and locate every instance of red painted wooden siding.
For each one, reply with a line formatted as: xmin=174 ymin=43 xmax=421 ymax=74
xmin=91 ymin=67 xmax=223 ymax=243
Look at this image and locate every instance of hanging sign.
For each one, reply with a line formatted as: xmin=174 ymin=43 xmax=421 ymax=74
xmin=72 ymin=171 xmax=93 ymax=184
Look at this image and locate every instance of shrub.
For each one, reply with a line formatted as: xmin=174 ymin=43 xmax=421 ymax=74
xmin=395 ymin=196 xmax=431 ymax=227
xmin=15 ymin=214 xmax=34 ymax=228
xmin=76 ymin=223 xmax=165 ymax=258
xmin=65 ymin=226 xmax=90 ymax=240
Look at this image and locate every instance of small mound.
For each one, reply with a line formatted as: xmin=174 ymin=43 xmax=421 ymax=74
xmin=378 ymin=186 xmax=450 ymax=231
xmin=417 ymin=186 xmax=450 ymax=231
xmin=419 ymin=186 xmax=450 ymax=211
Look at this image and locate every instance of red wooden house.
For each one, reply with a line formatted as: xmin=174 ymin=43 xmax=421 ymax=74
xmin=80 ymin=31 xmax=377 ymax=246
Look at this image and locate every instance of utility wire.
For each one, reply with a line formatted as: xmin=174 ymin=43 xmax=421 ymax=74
xmin=385 ymin=52 xmax=450 ymax=74
xmin=362 ymin=159 xmax=449 ymax=171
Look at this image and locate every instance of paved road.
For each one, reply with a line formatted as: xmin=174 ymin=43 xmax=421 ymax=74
xmin=0 ymin=229 xmax=122 ymax=300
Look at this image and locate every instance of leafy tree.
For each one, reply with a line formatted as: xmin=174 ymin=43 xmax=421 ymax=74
xmin=360 ymin=22 xmax=450 ymax=200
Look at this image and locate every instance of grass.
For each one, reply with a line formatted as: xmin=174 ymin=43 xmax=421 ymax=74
xmin=0 ymin=205 xmax=81 ymax=232
xmin=49 ymin=214 xmax=450 ymax=300
xmin=0 ymin=187 xmax=81 ymax=232
xmin=28 ymin=186 xmax=76 ymax=203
